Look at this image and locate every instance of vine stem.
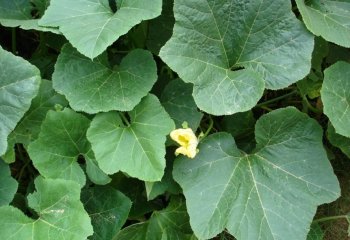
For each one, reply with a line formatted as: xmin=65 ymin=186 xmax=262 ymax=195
xmin=312 ymin=215 xmax=348 ymax=224
xmin=119 ymin=112 xmax=130 ymax=127
xmin=199 ymin=116 xmax=214 ymax=141
xmin=255 ymin=90 xmax=298 ymax=107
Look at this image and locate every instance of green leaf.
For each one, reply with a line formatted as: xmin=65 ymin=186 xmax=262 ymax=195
xmin=39 ymin=0 xmax=162 ymax=59
xmin=146 ymin=0 xmax=175 ymax=54
xmin=321 ymin=61 xmax=350 ymax=138
xmin=307 ymin=223 xmax=324 ymax=240
xmin=10 ymin=79 xmax=68 ymax=146
xmin=0 ymin=177 xmax=93 ymax=240
xmin=28 ymin=108 xmax=91 ymax=186
xmin=82 ymin=186 xmax=131 ymax=240
xmin=85 ymin=155 xmax=111 ymax=185
xmin=221 ymin=111 xmax=256 ymax=152
xmin=161 ymin=79 xmax=203 ymax=130
xmin=145 ymin=151 xmax=181 ymax=201
xmin=0 ymin=160 xmax=18 ymax=206
xmin=296 ymin=0 xmax=350 ymax=48
xmin=53 ymin=44 xmax=157 ymax=114
xmin=0 ymin=47 xmax=40 ymax=156
xmin=173 ymin=107 xmax=340 ymax=239
xmin=159 ymin=0 xmax=313 ymax=115
xmin=327 ymin=123 xmax=350 ymax=158
xmin=111 ymin=173 xmax=160 ymax=218
xmin=87 ymin=94 xmax=174 ymax=181
xmin=114 ymin=197 xmax=193 ymax=240
xmin=0 ymin=0 xmax=59 ymax=33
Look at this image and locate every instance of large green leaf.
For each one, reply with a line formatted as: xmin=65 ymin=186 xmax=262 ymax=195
xmin=53 ymin=44 xmax=157 ymax=114
xmin=87 ymin=94 xmax=174 ymax=181
xmin=0 ymin=160 xmax=18 ymax=206
xmin=39 ymin=0 xmax=162 ymax=59
xmin=161 ymin=79 xmax=203 ymax=130
xmin=114 ymin=197 xmax=193 ymax=240
xmin=321 ymin=61 xmax=350 ymax=137
xmin=0 ymin=177 xmax=93 ymax=240
xmin=10 ymin=79 xmax=68 ymax=146
xmin=28 ymin=108 xmax=91 ymax=186
xmin=173 ymin=107 xmax=340 ymax=239
xmin=0 ymin=47 xmax=40 ymax=156
xmin=160 ymin=0 xmax=313 ymax=115
xmin=0 ymin=0 xmax=59 ymax=33
xmin=296 ymin=0 xmax=350 ymax=48
xmin=82 ymin=186 xmax=131 ymax=240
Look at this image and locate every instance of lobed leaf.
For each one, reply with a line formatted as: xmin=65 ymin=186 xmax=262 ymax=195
xmin=160 ymin=0 xmax=313 ymax=115
xmin=173 ymin=107 xmax=340 ymax=239
xmin=0 ymin=177 xmax=93 ymax=240
xmin=28 ymin=108 xmax=91 ymax=186
xmin=87 ymin=94 xmax=175 ymax=181
xmin=53 ymin=44 xmax=157 ymax=114
xmin=39 ymin=0 xmax=162 ymax=59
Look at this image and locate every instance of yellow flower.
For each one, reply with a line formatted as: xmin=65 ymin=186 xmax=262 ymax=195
xmin=170 ymin=128 xmax=199 ymax=159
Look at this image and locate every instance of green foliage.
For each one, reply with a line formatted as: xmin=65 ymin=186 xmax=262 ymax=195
xmin=321 ymin=61 xmax=350 ymax=137
xmin=296 ymin=0 xmax=350 ymax=48
xmin=87 ymin=95 xmax=174 ymax=181
xmin=0 ymin=0 xmax=349 ymax=239
xmin=39 ymin=0 xmax=162 ymax=58
xmin=53 ymin=44 xmax=158 ymax=113
xmin=0 ymin=160 xmax=18 ymax=206
xmin=173 ymin=108 xmax=340 ymax=239
xmin=0 ymin=177 xmax=93 ymax=240
xmin=0 ymin=47 xmax=40 ymax=155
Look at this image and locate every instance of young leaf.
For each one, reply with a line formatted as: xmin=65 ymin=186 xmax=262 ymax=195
xmin=0 ymin=47 xmax=40 ymax=156
xmin=0 ymin=160 xmax=18 ymax=206
xmin=160 ymin=0 xmax=313 ymax=115
xmin=114 ymin=197 xmax=193 ymax=240
xmin=327 ymin=123 xmax=350 ymax=158
xmin=10 ymin=79 xmax=68 ymax=146
xmin=307 ymin=223 xmax=324 ymax=240
xmin=81 ymin=186 xmax=131 ymax=240
xmin=161 ymin=79 xmax=203 ymax=130
xmin=53 ymin=44 xmax=157 ymax=114
xmin=28 ymin=108 xmax=91 ymax=186
xmin=0 ymin=0 xmax=59 ymax=33
xmin=87 ymin=94 xmax=175 ymax=181
xmin=39 ymin=0 xmax=162 ymax=59
xmin=296 ymin=0 xmax=350 ymax=48
xmin=173 ymin=107 xmax=340 ymax=239
xmin=85 ymin=155 xmax=111 ymax=185
xmin=321 ymin=61 xmax=350 ymax=138
xmin=0 ymin=177 xmax=93 ymax=240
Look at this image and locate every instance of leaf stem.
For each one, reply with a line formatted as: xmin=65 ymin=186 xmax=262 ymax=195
xmin=312 ymin=215 xmax=347 ymax=224
xmin=11 ymin=28 xmax=17 ymax=54
xmin=255 ymin=90 xmax=298 ymax=107
xmin=119 ymin=112 xmax=130 ymax=127
xmin=301 ymin=95 xmax=322 ymax=113
xmin=200 ymin=116 xmax=213 ymax=140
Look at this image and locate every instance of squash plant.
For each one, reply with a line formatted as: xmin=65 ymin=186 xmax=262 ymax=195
xmin=0 ymin=0 xmax=349 ymax=239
